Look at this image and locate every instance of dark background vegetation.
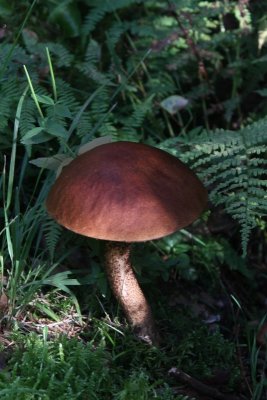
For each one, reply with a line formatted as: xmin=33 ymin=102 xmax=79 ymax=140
xmin=0 ymin=0 xmax=267 ymax=398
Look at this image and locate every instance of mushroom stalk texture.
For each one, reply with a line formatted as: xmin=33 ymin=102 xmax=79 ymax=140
xmin=104 ymin=241 xmax=158 ymax=344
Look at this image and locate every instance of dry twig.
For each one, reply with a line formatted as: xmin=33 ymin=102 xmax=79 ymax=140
xmin=169 ymin=367 xmax=244 ymax=400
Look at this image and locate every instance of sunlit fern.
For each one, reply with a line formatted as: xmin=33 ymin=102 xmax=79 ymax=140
xmin=160 ymin=118 xmax=267 ymax=255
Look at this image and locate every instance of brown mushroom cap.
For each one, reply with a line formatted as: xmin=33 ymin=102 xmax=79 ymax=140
xmin=46 ymin=141 xmax=207 ymax=242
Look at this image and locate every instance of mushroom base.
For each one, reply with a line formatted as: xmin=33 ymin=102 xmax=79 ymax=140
xmin=104 ymin=241 xmax=159 ymax=345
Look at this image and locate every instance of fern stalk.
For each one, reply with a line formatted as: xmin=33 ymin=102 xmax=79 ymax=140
xmin=0 ymin=0 xmax=37 ymax=81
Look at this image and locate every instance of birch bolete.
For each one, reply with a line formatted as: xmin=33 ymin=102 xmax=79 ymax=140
xmin=46 ymin=141 xmax=207 ymax=344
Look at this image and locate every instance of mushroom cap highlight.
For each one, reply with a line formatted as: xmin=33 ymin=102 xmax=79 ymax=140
xmin=46 ymin=141 xmax=207 ymax=242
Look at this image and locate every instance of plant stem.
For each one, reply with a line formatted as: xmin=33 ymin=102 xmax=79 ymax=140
xmin=46 ymin=47 xmax=57 ymax=102
xmin=23 ymin=65 xmax=44 ymax=119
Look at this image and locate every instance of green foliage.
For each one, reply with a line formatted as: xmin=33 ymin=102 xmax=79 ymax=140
xmin=43 ymin=218 xmax=63 ymax=261
xmin=82 ymin=0 xmax=144 ymax=36
xmin=249 ymin=327 xmax=267 ymax=400
xmin=77 ymin=39 xmax=114 ymax=85
xmin=8 ymin=0 xmax=263 ymax=255
xmin=0 ymin=79 xmax=20 ymax=133
xmin=0 ymin=1 xmax=267 ymax=397
xmin=0 ymin=332 xmax=190 ymax=400
xmin=134 ymin=231 xmax=251 ymax=286
xmin=0 ymin=333 xmax=110 ymax=399
xmin=160 ymin=119 xmax=267 ymax=255
xmin=0 ymin=318 xmax=239 ymax=400
xmin=0 ymin=87 xmax=82 ymax=322
xmin=178 ymin=326 xmax=240 ymax=384
xmin=48 ymin=1 xmax=82 ymax=38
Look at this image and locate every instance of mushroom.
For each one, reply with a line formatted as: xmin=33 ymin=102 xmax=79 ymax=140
xmin=46 ymin=141 xmax=207 ymax=344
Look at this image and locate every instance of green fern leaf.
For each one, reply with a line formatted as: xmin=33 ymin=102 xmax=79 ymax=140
xmin=44 ymin=218 xmax=63 ymax=260
xmin=160 ymin=118 xmax=267 ymax=255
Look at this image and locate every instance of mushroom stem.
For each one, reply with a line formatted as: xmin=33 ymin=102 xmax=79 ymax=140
xmin=104 ymin=241 xmax=158 ymax=345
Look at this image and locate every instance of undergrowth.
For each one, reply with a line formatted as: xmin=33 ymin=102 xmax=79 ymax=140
xmin=0 ymin=320 xmax=240 ymax=400
xmin=0 ymin=0 xmax=267 ymax=399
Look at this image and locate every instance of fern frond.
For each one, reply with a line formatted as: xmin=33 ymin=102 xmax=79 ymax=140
xmin=56 ymin=79 xmax=80 ymax=111
xmin=160 ymin=118 xmax=267 ymax=255
xmin=44 ymin=218 xmax=63 ymax=260
xmin=76 ymin=112 xmax=93 ymax=141
xmin=75 ymin=86 xmax=116 ymax=141
xmin=77 ymin=40 xmax=113 ymax=85
xmin=45 ymin=42 xmax=74 ymax=68
xmin=82 ymin=7 xmax=107 ymax=36
xmin=19 ymin=96 xmax=38 ymax=137
xmin=91 ymin=86 xmax=110 ymax=116
xmin=98 ymin=122 xmax=117 ymax=137
xmin=84 ymin=39 xmax=101 ymax=65
xmin=79 ymin=64 xmax=112 ymax=85
xmin=106 ymin=21 xmax=133 ymax=52
xmin=147 ymin=73 xmax=177 ymax=98
xmin=122 ymin=95 xmax=154 ymax=129
xmin=82 ymin=0 xmax=144 ymax=36
xmin=112 ymin=95 xmax=154 ymax=141
xmin=0 ymin=43 xmax=28 ymax=78
xmin=0 ymin=78 xmax=22 ymax=131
